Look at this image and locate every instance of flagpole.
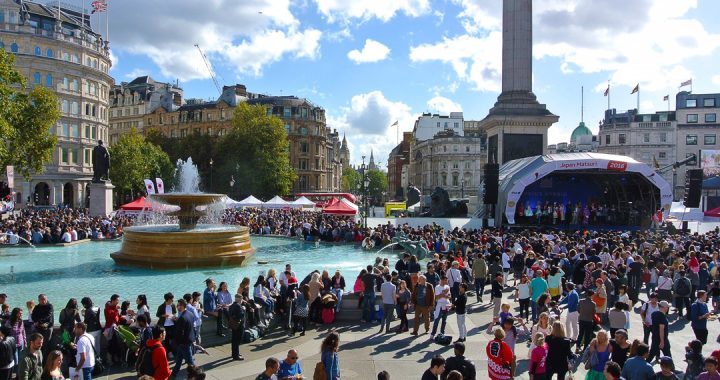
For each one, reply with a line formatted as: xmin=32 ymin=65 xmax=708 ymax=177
xmin=637 ymin=86 xmax=640 ymax=113
xmin=607 ymin=80 xmax=610 ymax=111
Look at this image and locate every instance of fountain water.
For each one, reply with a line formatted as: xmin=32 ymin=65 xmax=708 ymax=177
xmin=111 ymin=158 xmax=255 ymax=269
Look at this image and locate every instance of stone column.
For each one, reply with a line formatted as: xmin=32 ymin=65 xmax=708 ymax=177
xmin=502 ymin=0 xmax=533 ymax=94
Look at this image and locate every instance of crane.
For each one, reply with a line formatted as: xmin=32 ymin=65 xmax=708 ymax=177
xmin=194 ymin=44 xmax=222 ymax=95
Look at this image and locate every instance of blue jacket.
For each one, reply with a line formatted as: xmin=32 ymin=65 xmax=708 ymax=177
xmin=561 ymin=290 xmax=579 ymax=313
xmin=321 ymin=350 xmax=340 ymax=380
xmin=690 ymin=300 xmax=708 ymax=330
xmin=203 ymin=288 xmax=217 ymax=312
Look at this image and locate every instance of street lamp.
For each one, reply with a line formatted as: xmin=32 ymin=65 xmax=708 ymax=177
xmin=363 ymin=175 xmax=370 ymax=227
xmin=209 ymin=158 xmax=214 ymax=192
xmin=461 ymin=178 xmax=465 ymax=199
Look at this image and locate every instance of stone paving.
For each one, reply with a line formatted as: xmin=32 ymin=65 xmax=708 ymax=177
xmin=104 ymin=288 xmax=719 ymax=380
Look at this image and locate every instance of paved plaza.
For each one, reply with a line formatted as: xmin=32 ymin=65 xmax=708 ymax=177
xmin=103 ymin=287 xmax=718 ymax=380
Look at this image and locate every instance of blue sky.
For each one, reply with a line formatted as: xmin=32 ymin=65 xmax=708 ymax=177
xmin=101 ymin=0 xmax=720 ymax=167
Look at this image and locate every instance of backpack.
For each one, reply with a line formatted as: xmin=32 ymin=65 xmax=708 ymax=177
xmin=434 ymin=334 xmax=452 ymax=346
xmin=675 ymin=278 xmax=691 ymax=297
xmin=136 ymin=343 xmax=160 ymax=376
xmin=242 ymin=328 xmax=259 ymax=343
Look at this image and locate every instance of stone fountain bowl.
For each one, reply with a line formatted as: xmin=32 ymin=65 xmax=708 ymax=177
xmin=149 ymin=193 xmax=225 ymax=207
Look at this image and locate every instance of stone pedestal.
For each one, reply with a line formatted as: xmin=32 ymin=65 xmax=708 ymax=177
xmin=88 ymin=182 xmax=114 ymax=217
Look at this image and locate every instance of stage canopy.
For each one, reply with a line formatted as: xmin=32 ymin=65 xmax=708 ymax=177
xmin=496 ymin=153 xmax=673 ymax=224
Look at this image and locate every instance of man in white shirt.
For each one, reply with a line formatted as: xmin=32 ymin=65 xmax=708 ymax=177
xmin=61 ymin=228 xmax=72 ymax=243
xmin=279 ymin=264 xmax=296 ymax=287
xmin=501 ymin=250 xmax=511 ymax=285
xmin=72 ymin=322 xmax=95 ymax=380
xmin=431 ymin=276 xmax=452 ymax=337
xmin=447 ymin=261 xmax=463 ymax=303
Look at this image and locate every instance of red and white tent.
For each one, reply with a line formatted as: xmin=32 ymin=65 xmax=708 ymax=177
xmin=119 ymin=196 xmax=150 ymax=211
xmin=323 ymin=198 xmax=358 ymax=215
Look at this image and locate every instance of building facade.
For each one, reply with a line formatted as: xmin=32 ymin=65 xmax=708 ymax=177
xmin=408 ymin=129 xmax=485 ymax=199
xmin=108 ymin=76 xmax=183 ymax=144
xmin=1 ymin=0 xmax=113 ymax=207
xmin=412 ymin=112 xmax=464 ymax=141
xmin=675 ymin=91 xmax=720 ymax=197
xmin=387 ymin=132 xmax=412 ymax=199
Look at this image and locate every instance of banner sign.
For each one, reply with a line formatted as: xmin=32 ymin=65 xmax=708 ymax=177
xmin=6 ymin=166 xmax=13 ymax=189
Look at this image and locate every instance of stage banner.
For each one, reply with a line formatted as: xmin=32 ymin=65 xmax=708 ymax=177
xmin=701 ymin=150 xmax=720 ymax=179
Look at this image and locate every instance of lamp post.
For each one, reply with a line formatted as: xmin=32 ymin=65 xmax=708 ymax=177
xmin=461 ymin=178 xmax=465 ymax=199
xmin=209 ymin=158 xmax=214 ymax=192
xmin=364 ymin=174 xmax=370 ymax=227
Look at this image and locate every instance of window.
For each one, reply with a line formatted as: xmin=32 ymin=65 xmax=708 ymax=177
xmin=266 ymin=107 xmax=272 ymax=117
xmin=659 ymin=132 xmax=667 ymax=143
xmin=437 ymin=122 xmax=441 ymax=128
xmin=605 ymin=135 xmax=610 ymax=145
xmin=705 ymin=135 xmax=716 ymax=145
xmin=45 ymin=73 xmax=52 ymax=87
xmin=315 ymin=158 xmax=320 ymax=169
xmin=62 ymin=123 xmax=69 ymax=136
xmin=643 ymin=133 xmax=650 ymax=143
xmin=46 ymin=48 xmax=53 ymax=57
xmin=686 ymin=135 xmax=698 ymax=145
xmin=33 ymin=72 xmax=41 ymax=84
xmin=299 ymin=127 xmax=307 ymax=135
xmin=180 ymin=129 xmax=187 ymax=137
xmin=619 ymin=134 xmax=626 ymax=144
xmin=300 ymin=142 xmax=308 ymax=153
xmin=147 ymin=117 xmax=152 ymax=126
xmin=686 ymin=99 xmax=697 ymax=108
xmin=465 ymin=162 xmax=471 ymax=169
xmin=454 ymin=122 xmax=459 ymax=128
xmin=34 ymin=46 xmax=41 ymax=56
xmin=283 ymin=107 xmax=291 ymax=118
xmin=453 ymin=162 xmax=459 ymax=169
xmin=10 ymin=43 xmax=18 ymax=53
xmin=659 ymin=152 xmax=666 ymax=159
xmin=61 ymin=100 xmax=68 ymax=113
xmin=704 ymin=98 xmax=716 ymax=107
xmin=61 ymin=147 xmax=68 ymax=163
xmin=453 ymin=145 xmax=458 ymax=152
xmin=452 ymin=174 xmax=459 ymax=186
xmin=284 ymin=124 xmax=290 ymax=133
xmin=687 ymin=114 xmax=698 ymax=123
xmin=0 ymin=41 xmax=4 ymax=49
xmin=466 ymin=146 xmax=470 ymax=152
xmin=71 ymin=102 xmax=78 ymax=114
xmin=62 ymin=52 xmax=69 ymax=61
xmin=706 ymin=113 xmax=717 ymax=123
xmin=71 ymin=124 xmax=79 ymax=138
xmin=220 ymin=109 xmax=225 ymax=120
xmin=299 ymin=159 xmax=308 ymax=170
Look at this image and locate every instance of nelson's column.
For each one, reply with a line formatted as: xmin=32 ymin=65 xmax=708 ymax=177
xmin=477 ymin=0 xmax=559 ymax=164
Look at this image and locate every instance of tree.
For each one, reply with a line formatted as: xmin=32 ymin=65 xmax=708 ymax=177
xmin=366 ymin=169 xmax=388 ymax=204
xmin=109 ymin=128 xmax=174 ymax=201
xmin=214 ymin=103 xmax=296 ymax=199
xmin=0 ymin=50 xmax=59 ymax=178
xmin=340 ymin=167 xmax=361 ymax=192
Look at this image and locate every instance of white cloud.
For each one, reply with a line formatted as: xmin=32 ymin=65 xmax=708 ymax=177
xmin=712 ymin=75 xmax=720 ymax=86
xmin=426 ymin=96 xmax=463 ymax=114
xmin=314 ymin=0 xmax=431 ymax=23
xmin=124 ymin=68 xmax=149 ymax=80
xmin=108 ymin=0 xmax=321 ymax=81
xmin=327 ymin=91 xmax=417 ymax=165
xmin=347 ymin=39 xmax=391 ymax=64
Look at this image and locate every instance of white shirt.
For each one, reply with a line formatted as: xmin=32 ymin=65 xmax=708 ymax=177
xmin=76 ymin=333 xmax=96 ymax=368
xmin=447 ymin=268 xmax=462 ymax=287
xmin=163 ymin=304 xmax=174 ymax=326
xmin=643 ymin=303 xmax=659 ymax=325
xmin=279 ymin=270 xmax=297 ymax=286
xmin=61 ymin=232 xmax=72 ymax=243
xmin=502 ymin=252 xmax=511 ymax=269
xmin=434 ymin=284 xmax=451 ymax=310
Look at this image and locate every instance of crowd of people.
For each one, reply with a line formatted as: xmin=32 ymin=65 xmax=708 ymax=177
xmin=3 ymin=206 xmax=720 ymax=379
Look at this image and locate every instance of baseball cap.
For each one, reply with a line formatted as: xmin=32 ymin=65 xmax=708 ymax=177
xmin=659 ymin=356 xmax=674 ymax=369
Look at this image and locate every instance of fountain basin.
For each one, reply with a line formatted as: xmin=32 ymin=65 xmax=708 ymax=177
xmin=110 ymin=224 xmax=255 ymax=269
xmin=150 ymin=193 xmax=225 ymax=230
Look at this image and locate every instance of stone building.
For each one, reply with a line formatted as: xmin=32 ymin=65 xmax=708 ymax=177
xmin=675 ymin=91 xmax=720 ymax=197
xmin=387 ymin=132 xmax=412 ymax=199
xmin=108 ymin=76 xmax=183 ymax=144
xmin=1 ymin=0 xmax=113 ymax=207
xmin=339 ymin=134 xmax=350 ymax=167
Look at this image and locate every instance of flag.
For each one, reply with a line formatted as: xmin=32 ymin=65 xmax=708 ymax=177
xmin=91 ymin=0 xmax=107 ymax=14
xmin=391 ymin=120 xmax=398 ymax=127
xmin=155 ymin=178 xmax=165 ymax=194
xmin=663 ymin=95 xmax=669 ymax=101
xmin=143 ymin=179 xmax=156 ymax=195
xmin=680 ymin=79 xmax=692 ymax=87
xmin=631 ymin=84 xmax=639 ymax=94
xmin=603 ymin=86 xmax=609 ymax=97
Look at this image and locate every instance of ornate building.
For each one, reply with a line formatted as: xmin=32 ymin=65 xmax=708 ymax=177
xmin=1 ymin=0 xmax=113 ymax=207
xmin=108 ymin=76 xmax=183 ymax=144
xmin=339 ymin=134 xmax=350 ymax=167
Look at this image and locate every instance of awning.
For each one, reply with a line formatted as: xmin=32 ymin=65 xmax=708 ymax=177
xmin=264 ymin=195 xmax=290 ymax=209
xmin=323 ymin=198 xmax=358 ymax=215
xmin=291 ymin=196 xmax=316 ymax=208
xmin=236 ymin=195 xmax=264 ymax=208
xmin=495 ymin=153 xmax=673 ymax=224
xmin=119 ymin=196 xmax=150 ymax=211
xmin=705 ymin=206 xmax=720 ymax=217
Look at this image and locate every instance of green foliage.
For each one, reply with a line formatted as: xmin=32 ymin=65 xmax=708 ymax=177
xmin=145 ymin=129 xmax=215 ymax=191
xmin=109 ymin=129 xmax=174 ymax=197
xmin=214 ymin=103 xmax=296 ymax=198
xmin=340 ymin=166 xmax=361 ymax=192
xmin=0 ymin=50 xmax=59 ymax=178
xmin=366 ymin=169 xmax=388 ymax=202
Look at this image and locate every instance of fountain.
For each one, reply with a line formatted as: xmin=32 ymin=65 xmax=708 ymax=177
xmin=110 ymin=158 xmax=255 ymax=269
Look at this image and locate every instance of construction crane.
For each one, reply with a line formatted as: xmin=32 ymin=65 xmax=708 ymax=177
xmin=194 ymin=44 xmax=222 ymax=95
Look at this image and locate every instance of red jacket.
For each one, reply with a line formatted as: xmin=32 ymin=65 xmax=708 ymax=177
xmin=103 ymin=302 xmax=119 ymax=330
xmin=146 ymin=338 xmax=171 ymax=380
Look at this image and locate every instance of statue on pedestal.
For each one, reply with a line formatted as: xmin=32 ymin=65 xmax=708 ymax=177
xmin=92 ymin=140 xmax=110 ymax=183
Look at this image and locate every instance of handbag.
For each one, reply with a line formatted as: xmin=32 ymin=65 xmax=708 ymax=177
xmin=313 ymin=361 xmax=328 ymax=380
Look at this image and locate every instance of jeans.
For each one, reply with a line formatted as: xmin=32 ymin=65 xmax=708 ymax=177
xmin=531 ymin=299 xmax=539 ymax=321
xmin=362 ymin=291 xmax=376 ymax=321
xmin=474 ymin=277 xmax=486 ymax=300
xmin=676 ymin=297 xmax=691 ymax=318
xmin=82 ymin=367 xmax=92 ymax=380
xmin=519 ymin=298 xmax=530 ymax=319
xmin=493 ymin=298 xmax=502 ymax=317
xmin=457 ymin=313 xmax=466 ymax=339
xmin=332 ymin=288 xmax=344 ymax=312
xmin=431 ymin=307 xmax=448 ymax=335
xmin=172 ymin=344 xmax=195 ymax=376
xmin=577 ymin=320 xmax=595 ymax=350
xmin=648 ymin=337 xmax=671 ymax=363
xmin=565 ymin=311 xmax=579 ymax=341
xmin=382 ymin=304 xmax=395 ymax=331
xmin=643 ymin=324 xmax=652 ymax=344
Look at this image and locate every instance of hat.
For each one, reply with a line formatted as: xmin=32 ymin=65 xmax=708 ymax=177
xmin=614 ymin=329 xmax=628 ymax=339
xmin=659 ymin=356 xmax=674 ymax=369
xmin=658 ymin=300 xmax=670 ymax=309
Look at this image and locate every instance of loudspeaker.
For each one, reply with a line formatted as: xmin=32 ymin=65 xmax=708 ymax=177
xmin=483 ymin=163 xmax=499 ymax=205
xmin=684 ymin=169 xmax=703 ymax=208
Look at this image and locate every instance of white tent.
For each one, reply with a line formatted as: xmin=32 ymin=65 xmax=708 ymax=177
xmin=236 ymin=195 xmax=264 ymax=208
xmin=264 ymin=195 xmax=290 ymax=209
xmin=667 ymin=201 xmax=704 ymax=221
xmin=291 ymin=196 xmax=316 ymax=209
xmin=219 ymin=195 xmax=241 ymax=208
xmin=339 ymin=197 xmax=359 ymax=211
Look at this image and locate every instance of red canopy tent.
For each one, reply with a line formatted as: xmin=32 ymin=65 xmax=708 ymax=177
xmin=323 ymin=198 xmax=357 ymax=215
xmin=119 ymin=196 xmax=150 ymax=211
xmin=704 ymin=206 xmax=720 ymax=217
xmin=317 ymin=197 xmax=340 ymax=208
